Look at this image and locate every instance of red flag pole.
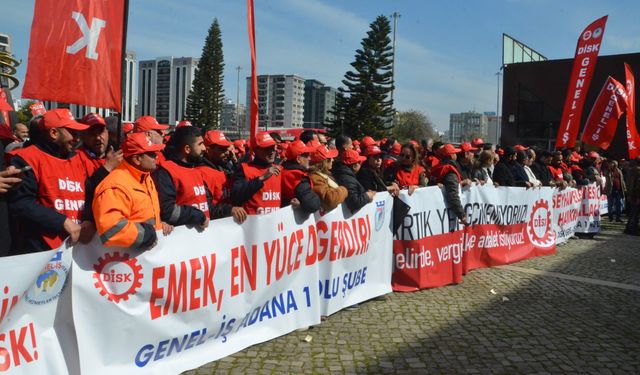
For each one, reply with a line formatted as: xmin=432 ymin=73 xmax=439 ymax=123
xmin=625 ymin=63 xmax=640 ymax=159
xmin=247 ymin=0 xmax=258 ymax=146
xmin=116 ymin=0 xmax=130 ymax=147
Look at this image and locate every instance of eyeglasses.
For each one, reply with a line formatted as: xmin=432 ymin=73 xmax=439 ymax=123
xmin=143 ymin=152 xmax=158 ymax=159
xmin=299 ymin=153 xmax=310 ymax=158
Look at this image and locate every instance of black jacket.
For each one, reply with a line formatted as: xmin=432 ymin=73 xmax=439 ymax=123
xmin=152 ymin=158 xmax=209 ymax=227
xmin=8 ymin=141 xmax=82 ymax=254
xmin=493 ymin=160 xmax=528 ymax=187
xmin=0 ymin=146 xmax=11 ymax=256
xmin=439 ymin=160 xmax=465 ymax=221
xmin=531 ymin=160 xmax=552 ymax=186
xmin=332 ymin=162 xmax=371 ymax=212
xmin=281 ymin=161 xmax=321 ymax=214
xmin=511 ymin=162 xmax=530 ymax=186
xmin=357 ymin=166 xmax=388 ymax=192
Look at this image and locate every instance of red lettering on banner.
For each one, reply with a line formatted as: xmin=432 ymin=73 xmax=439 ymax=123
xmin=263 ymin=229 xmax=307 ymax=286
xmin=230 ymin=245 xmax=257 ymax=296
xmin=0 ymin=323 xmax=39 ymax=371
xmin=315 ymin=220 xmax=329 ymax=262
xmin=149 ymin=254 xmax=218 ymax=320
xmin=0 ymin=286 xmax=20 ymax=324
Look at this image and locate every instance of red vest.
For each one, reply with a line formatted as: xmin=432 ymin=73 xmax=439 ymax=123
xmin=395 ymin=165 xmax=424 ymax=189
xmin=241 ymin=162 xmax=281 ymax=215
xmin=160 ymin=160 xmax=210 ymax=217
xmin=548 ymin=165 xmax=564 ymax=180
xmin=197 ymin=166 xmax=230 ymax=205
xmin=76 ymin=147 xmax=106 ymax=177
xmin=431 ymin=163 xmax=461 ymax=183
xmin=281 ymin=168 xmax=312 ymax=203
xmin=17 ymin=145 xmax=88 ymax=249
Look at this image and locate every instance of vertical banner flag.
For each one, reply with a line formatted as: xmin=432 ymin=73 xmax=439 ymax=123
xmin=22 ymin=0 xmax=126 ymax=111
xmin=581 ymin=76 xmax=627 ymax=149
xmin=247 ymin=0 xmax=258 ymax=146
xmin=556 ymin=15 xmax=608 ymax=149
xmin=624 ymin=63 xmax=640 ymax=159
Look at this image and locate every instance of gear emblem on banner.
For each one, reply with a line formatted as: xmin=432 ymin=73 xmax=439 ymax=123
xmin=93 ymin=252 xmax=143 ymax=303
xmin=527 ymin=199 xmax=555 ymax=248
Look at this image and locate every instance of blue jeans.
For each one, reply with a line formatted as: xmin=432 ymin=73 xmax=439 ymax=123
xmin=608 ymin=189 xmax=623 ymax=220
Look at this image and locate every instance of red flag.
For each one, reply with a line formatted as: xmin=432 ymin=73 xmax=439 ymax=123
xmin=247 ymin=0 xmax=258 ymax=146
xmin=22 ymin=0 xmax=126 ymax=111
xmin=29 ymin=102 xmax=47 ymax=116
xmin=0 ymin=89 xmax=13 ymax=128
xmin=581 ymin=76 xmax=626 ymax=149
xmin=624 ymin=63 xmax=640 ymax=159
xmin=556 ymin=15 xmax=608 ymax=149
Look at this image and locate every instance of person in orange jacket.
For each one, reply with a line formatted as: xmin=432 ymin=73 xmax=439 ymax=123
xmin=93 ymin=133 xmax=173 ymax=249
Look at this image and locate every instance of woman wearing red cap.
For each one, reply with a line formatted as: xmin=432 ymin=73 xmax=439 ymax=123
xmin=385 ymin=143 xmax=426 ymax=195
xmin=308 ymin=143 xmax=347 ymax=211
xmin=357 ymin=145 xmax=399 ymax=196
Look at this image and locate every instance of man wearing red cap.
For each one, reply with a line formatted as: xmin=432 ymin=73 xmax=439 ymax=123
xmin=134 ymin=116 xmax=169 ymax=145
xmin=152 ymin=126 xmax=210 ymax=229
xmin=198 ymin=130 xmax=247 ymax=223
xmin=431 ymin=144 xmax=468 ymax=227
xmin=458 ymin=142 xmax=478 ymax=180
xmin=332 ymin=149 xmax=375 ymax=212
xmin=8 ymin=108 xmax=93 ymax=253
xmin=281 ymin=140 xmax=320 ymax=213
xmin=76 ymin=113 xmax=124 ymax=240
xmin=232 ymin=132 xmax=282 ymax=215
xmin=93 ymin=133 xmax=172 ymax=249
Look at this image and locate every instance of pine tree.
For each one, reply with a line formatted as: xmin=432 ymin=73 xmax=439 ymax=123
xmin=327 ymin=15 xmax=395 ymax=139
xmin=186 ymin=18 xmax=225 ymax=129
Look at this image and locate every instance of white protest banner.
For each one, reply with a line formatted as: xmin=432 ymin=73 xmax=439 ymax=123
xmin=72 ymin=208 xmax=321 ymax=375
xmin=392 ymin=185 xmax=556 ymax=291
xmin=552 ymin=183 xmax=603 ymax=243
xmin=314 ymin=193 xmax=393 ymax=316
xmin=0 ymin=248 xmax=79 ymax=374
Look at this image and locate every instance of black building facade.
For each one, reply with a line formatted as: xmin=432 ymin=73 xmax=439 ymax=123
xmin=501 ymin=52 xmax=640 ymax=158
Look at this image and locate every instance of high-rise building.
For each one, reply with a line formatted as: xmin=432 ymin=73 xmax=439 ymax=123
xmin=138 ymin=56 xmax=199 ymax=125
xmin=246 ymin=74 xmax=305 ymax=129
xmin=303 ymin=79 xmax=337 ymax=129
xmin=448 ymin=111 xmax=489 ymax=143
xmin=220 ymin=98 xmax=246 ymax=134
xmin=42 ymin=51 xmax=138 ymax=122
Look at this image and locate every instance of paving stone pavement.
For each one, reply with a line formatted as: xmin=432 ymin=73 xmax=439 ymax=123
xmin=185 ymin=221 xmax=640 ymax=374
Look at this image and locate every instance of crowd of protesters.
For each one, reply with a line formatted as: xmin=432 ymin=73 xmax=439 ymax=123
xmin=1 ymin=110 xmax=639 ymax=257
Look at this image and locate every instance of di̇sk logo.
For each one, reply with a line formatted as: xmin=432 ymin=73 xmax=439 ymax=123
xmin=93 ymin=252 xmax=143 ymax=303
xmin=527 ymin=199 xmax=556 ymax=248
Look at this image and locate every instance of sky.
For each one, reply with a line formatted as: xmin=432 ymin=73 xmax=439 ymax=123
xmin=3 ymin=0 xmax=640 ymax=131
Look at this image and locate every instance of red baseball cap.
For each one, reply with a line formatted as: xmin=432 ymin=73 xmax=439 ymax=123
xmin=570 ymin=152 xmax=582 ymax=163
xmin=438 ymin=144 xmax=462 ymax=157
xmin=471 ymin=138 xmax=485 ymax=147
xmin=311 ymin=144 xmax=339 ymax=163
xmin=204 ymin=130 xmax=232 ymax=147
xmin=285 ymin=140 xmax=314 ymax=159
xmin=122 ymin=133 xmax=165 ymax=157
xmin=514 ymin=144 xmax=529 ymax=151
xmin=253 ymin=131 xmax=276 ymax=148
xmin=134 ymin=116 xmax=169 ymax=132
xmin=460 ymin=142 xmax=478 ymax=152
xmin=80 ymin=113 xmax=106 ymax=127
xmin=123 ymin=122 xmax=135 ymax=134
xmin=361 ymin=136 xmax=378 ymax=148
xmin=588 ymin=151 xmax=601 ymax=159
xmin=41 ymin=109 xmax=89 ymax=130
xmin=176 ymin=120 xmax=192 ymax=128
xmin=363 ymin=145 xmax=383 ymax=157
xmin=343 ymin=149 xmax=366 ymax=165
xmin=391 ymin=143 xmax=401 ymax=155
